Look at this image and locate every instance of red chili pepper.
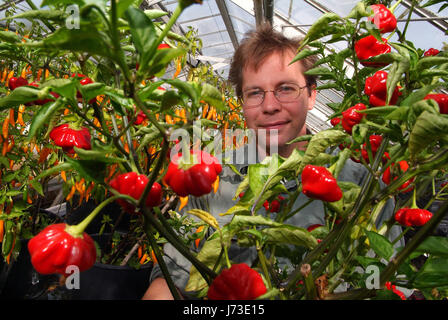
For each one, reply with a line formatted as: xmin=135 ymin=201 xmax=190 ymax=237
xmin=341 ymin=103 xmax=367 ymax=134
xmin=330 ymin=117 xmax=341 ymax=126
xmin=424 ymin=48 xmax=440 ymax=57
xmin=207 ymin=263 xmax=267 ymax=300
xmin=263 ymin=195 xmax=285 ymax=213
xmin=385 ymin=282 xmax=406 ymax=300
xmin=72 ymin=73 xmax=95 ymax=103
xmin=8 ymin=76 xmax=28 ymax=90
xmin=382 ymin=160 xmax=414 ymax=193
xmin=157 ymin=43 xmax=170 ymax=49
xmin=424 ymin=93 xmax=448 ymax=114
xmin=301 ymin=165 xmax=343 ymax=202
xmin=364 ymin=70 xmax=401 ymax=107
xmin=49 ymin=123 xmax=92 ymax=154
xmin=163 ymin=150 xmax=222 ymax=197
xmin=109 ymin=172 xmax=163 ymax=214
xmin=355 ymin=35 xmax=391 ymax=67
xmin=368 ymin=4 xmax=397 ymax=33
xmin=134 ymin=111 xmax=147 ymax=125
xmin=27 ymin=223 xmax=96 ymax=276
xmin=394 ymin=207 xmax=432 ymax=227
xmin=360 ymin=134 xmax=383 ymax=163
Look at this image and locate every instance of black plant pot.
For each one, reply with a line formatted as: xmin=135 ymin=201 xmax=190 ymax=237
xmin=0 ymin=240 xmax=59 ymax=300
xmin=66 ymin=260 xmax=152 ymax=300
xmin=64 ymin=233 xmax=153 ymax=300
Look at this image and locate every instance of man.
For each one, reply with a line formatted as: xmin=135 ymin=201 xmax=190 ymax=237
xmin=142 ymin=23 xmax=400 ymax=300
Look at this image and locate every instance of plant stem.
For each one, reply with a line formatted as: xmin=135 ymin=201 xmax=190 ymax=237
xmin=144 ymin=219 xmax=182 ymax=300
xmin=66 ymin=194 xmax=135 ymax=236
xmin=143 ymin=208 xmax=217 ymax=283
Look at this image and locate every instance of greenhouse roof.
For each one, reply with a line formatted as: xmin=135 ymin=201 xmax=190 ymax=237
xmin=1 ymin=0 xmax=447 ymax=132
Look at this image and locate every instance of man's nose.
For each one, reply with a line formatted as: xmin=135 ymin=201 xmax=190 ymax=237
xmin=260 ymin=91 xmax=281 ymax=113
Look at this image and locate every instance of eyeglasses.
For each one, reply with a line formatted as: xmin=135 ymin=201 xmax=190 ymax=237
xmin=241 ymin=83 xmax=308 ymax=107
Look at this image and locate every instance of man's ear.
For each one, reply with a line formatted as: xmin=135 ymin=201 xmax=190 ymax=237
xmin=307 ymin=85 xmax=317 ymax=111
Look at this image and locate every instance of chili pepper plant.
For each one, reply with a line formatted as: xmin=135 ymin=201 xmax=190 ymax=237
xmin=0 ymin=0 xmax=241 ymax=290
xmin=0 ymin=0 xmax=447 ymax=301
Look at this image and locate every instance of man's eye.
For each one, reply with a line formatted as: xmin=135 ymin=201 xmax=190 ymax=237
xmin=277 ymin=85 xmax=296 ymax=93
xmin=247 ymin=90 xmax=263 ymax=97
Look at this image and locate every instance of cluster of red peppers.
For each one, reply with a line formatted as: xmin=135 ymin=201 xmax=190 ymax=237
xmin=207 ymin=263 xmax=267 ymax=300
xmin=263 ymin=195 xmax=285 ymax=213
xmin=301 ymin=165 xmax=342 ymax=202
xmin=355 ymin=4 xmax=396 ymax=66
xmin=382 ymin=160 xmax=414 ymax=193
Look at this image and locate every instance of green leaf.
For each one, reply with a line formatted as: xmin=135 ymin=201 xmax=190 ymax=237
xmin=28 ymin=99 xmax=64 ymax=139
xmin=346 ymin=1 xmax=370 ymax=19
xmin=147 ymin=47 xmax=186 ymax=77
xmin=0 ymin=86 xmax=41 ymax=110
xmin=125 ymin=6 xmax=157 ymax=70
xmin=73 ymin=147 xmax=126 ymax=164
xmin=326 ymin=181 xmax=360 ymax=216
xmin=262 ymin=225 xmax=318 ymax=249
xmin=0 ymin=31 xmax=21 ymax=43
xmin=299 ymin=12 xmax=341 ymax=50
xmin=64 ymin=157 xmax=107 ymax=184
xmin=0 ymin=9 xmax=65 ymax=22
xmin=414 ymin=236 xmax=448 ymax=257
xmin=387 ymin=44 xmax=411 ymax=105
xmin=28 ymin=25 xmax=115 ymax=61
xmin=144 ymin=9 xmax=169 ymax=20
xmin=78 ymin=82 xmax=105 ymax=103
xmin=200 ymin=83 xmax=225 ymax=111
xmin=416 ymin=56 xmax=448 ymax=70
xmin=163 ymin=79 xmax=199 ymax=106
xmin=365 ymin=230 xmax=394 ymax=260
xmin=299 ymin=130 xmax=347 ymax=172
xmin=185 ymin=233 xmax=224 ymax=293
xmin=290 ymin=48 xmax=320 ymax=65
xmin=413 ymin=258 xmax=448 ymax=288
xmin=400 ymin=84 xmax=441 ymax=106
xmin=409 ymin=111 xmax=448 ymax=157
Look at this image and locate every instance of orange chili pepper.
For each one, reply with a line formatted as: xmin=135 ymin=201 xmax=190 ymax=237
xmin=2 ymin=141 xmax=8 ymax=156
xmin=36 ymin=69 xmax=42 ymax=82
xmin=60 ymin=171 xmax=67 ymax=182
xmin=212 ymin=175 xmax=219 ymax=194
xmin=139 ymin=253 xmax=149 ymax=265
xmin=2 ymin=116 xmax=9 ymax=139
xmin=150 ymin=250 xmax=157 ymax=264
xmin=178 ymin=196 xmax=189 ymax=211
xmin=5 ymin=70 xmax=14 ymax=87
xmin=38 ymin=147 xmax=52 ymax=163
xmin=1 ymin=69 xmax=8 ymax=83
xmin=194 ymin=226 xmax=205 ymax=249
xmin=17 ymin=105 xmax=25 ymax=126
xmin=0 ymin=220 xmax=4 ymax=243
xmin=66 ymin=185 xmax=76 ymax=201
xmin=173 ymin=57 xmax=182 ymax=79
xmin=137 ymin=245 xmax=143 ymax=259
xmin=202 ymin=104 xmax=209 ymax=119
xmin=6 ymin=236 xmax=15 ymax=264
xmin=8 ymin=109 xmax=14 ymax=126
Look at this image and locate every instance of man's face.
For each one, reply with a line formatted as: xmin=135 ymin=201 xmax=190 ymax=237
xmin=241 ymin=50 xmax=316 ymax=157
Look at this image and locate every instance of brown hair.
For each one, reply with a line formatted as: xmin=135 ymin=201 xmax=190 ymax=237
xmin=229 ymin=23 xmax=317 ymax=98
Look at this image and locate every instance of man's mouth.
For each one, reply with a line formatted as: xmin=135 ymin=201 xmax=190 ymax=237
xmin=259 ymin=120 xmax=290 ymax=130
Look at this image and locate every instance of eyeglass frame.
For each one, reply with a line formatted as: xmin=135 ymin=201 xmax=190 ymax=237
xmin=240 ymin=82 xmax=310 ymax=108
